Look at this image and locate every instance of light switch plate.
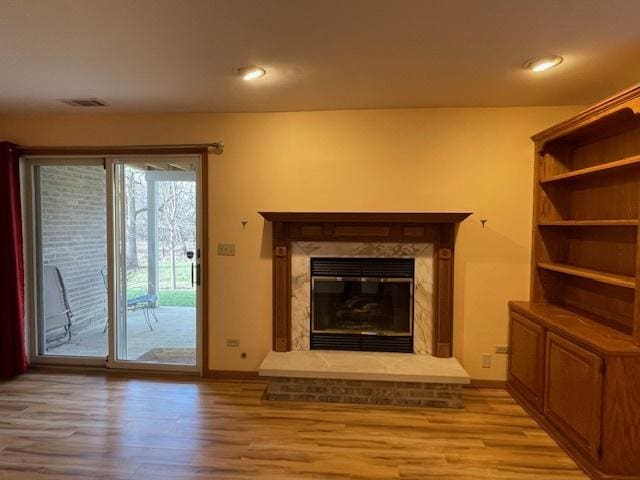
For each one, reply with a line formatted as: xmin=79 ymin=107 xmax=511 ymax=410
xmin=217 ymin=243 xmax=236 ymax=256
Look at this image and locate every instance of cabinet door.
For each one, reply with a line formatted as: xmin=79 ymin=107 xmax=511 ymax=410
xmin=508 ymin=312 xmax=545 ymax=410
xmin=545 ymin=333 xmax=603 ymax=460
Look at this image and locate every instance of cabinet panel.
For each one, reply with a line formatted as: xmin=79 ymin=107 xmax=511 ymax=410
xmin=545 ymin=333 xmax=603 ymax=460
xmin=508 ymin=313 xmax=545 ymax=409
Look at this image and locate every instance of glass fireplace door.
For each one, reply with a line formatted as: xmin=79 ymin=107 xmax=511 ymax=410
xmin=312 ymin=277 xmax=413 ymax=334
xmin=309 ymin=257 xmax=415 ymax=353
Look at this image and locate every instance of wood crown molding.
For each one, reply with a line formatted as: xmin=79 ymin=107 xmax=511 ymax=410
xmin=531 ymin=82 xmax=640 ymax=148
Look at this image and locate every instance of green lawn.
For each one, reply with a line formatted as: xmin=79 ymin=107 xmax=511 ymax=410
xmin=127 ymin=262 xmax=195 ymax=307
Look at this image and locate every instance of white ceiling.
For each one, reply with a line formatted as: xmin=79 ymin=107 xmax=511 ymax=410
xmin=1 ymin=0 xmax=640 ymax=113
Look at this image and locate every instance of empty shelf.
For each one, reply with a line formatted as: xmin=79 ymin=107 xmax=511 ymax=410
xmin=537 ymin=262 xmax=636 ymax=289
xmin=540 ymin=155 xmax=640 ymax=184
xmin=538 ymin=219 xmax=638 ymax=227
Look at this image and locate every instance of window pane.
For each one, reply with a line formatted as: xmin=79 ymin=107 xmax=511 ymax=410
xmin=36 ymin=164 xmax=108 ymax=357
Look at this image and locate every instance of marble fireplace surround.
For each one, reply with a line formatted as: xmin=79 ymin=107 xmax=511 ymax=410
xmin=291 ymin=242 xmax=434 ymax=354
xmin=259 ymin=212 xmax=472 ymax=358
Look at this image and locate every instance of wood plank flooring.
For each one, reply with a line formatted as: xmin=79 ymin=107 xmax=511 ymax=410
xmin=0 ymin=373 xmax=587 ymax=479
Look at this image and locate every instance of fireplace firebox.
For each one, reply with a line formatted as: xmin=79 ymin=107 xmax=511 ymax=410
xmin=310 ymin=258 xmax=414 ymax=353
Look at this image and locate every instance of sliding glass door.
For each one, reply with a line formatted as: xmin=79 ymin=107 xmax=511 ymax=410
xmin=26 ymin=155 xmax=202 ymax=372
xmin=110 ymin=158 xmax=199 ymax=370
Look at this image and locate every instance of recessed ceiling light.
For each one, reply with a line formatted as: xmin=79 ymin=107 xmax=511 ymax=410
xmin=237 ymin=66 xmax=266 ymax=81
xmin=522 ymin=55 xmax=563 ymax=73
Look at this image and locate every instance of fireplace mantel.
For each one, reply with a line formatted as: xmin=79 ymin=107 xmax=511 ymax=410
xmin=259 ymin=212 xmax=472 ymax=224
xmin=259 ymin=211 xmax=472 ymax=358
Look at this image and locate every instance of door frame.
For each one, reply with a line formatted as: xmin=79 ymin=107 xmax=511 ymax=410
xmin=21 ymin=148 xmax=209 ymax=375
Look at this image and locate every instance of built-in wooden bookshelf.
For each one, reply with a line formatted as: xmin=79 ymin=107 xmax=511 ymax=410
xmin=532 ymin=109 xmax=640 ymax=336
xmin=508 ymin=85 xmax=640 ymax=480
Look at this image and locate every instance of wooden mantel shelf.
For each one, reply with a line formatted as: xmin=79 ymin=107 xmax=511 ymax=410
xmin=260 ymin=211 xmax=472 ymax=358
xmin=259 ymin=211 xmax=472 ymax=224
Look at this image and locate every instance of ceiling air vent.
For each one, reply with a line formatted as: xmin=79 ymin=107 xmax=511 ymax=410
xmin=60 ymin=98 xmax=108 ymax=107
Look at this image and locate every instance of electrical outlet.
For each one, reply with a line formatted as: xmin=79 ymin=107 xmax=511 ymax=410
xmin=217 ymin=243 xmax=236 ymax=256
xmin=481 ymin=353 xmax=492 ymax=368
xmin=495 ymin=345 xmax=510 ymax=354
xmin=226 ymin=338 xmax=240 ymax=347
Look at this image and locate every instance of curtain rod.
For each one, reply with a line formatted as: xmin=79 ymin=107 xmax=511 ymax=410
xmin=18 ymin=142 xmax=224 ymax=156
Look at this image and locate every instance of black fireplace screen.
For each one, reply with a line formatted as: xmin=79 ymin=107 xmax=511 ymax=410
xmin=312 ymin=278 xmax=412 ymax=334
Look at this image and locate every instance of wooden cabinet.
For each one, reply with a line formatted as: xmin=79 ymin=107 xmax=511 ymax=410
xmin=545 ymin=333 xmax=603 ymax=460
xmin=508 ymin=302 xmax=640 ymax=480
xmin=508 ymin=84 xmax=640 ymax=480
xmin=508 ymin=313 xmax=545 ymax=410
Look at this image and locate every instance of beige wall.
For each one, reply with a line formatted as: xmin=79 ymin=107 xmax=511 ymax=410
xmin=1 ymin=105 xmax=582 ymax=380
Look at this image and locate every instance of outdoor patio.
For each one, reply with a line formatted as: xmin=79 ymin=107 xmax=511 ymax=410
xmin=49 ymin=306 xmax=196 ymax=364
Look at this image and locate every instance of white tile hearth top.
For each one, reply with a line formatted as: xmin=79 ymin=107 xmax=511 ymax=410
xmin=259 ymin=350 xmax=470 ymax=384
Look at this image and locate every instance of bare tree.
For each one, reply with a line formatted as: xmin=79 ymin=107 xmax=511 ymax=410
xmin=157 ymin=180 xmax=195 ymax=289
xmin=125 ymin=169 xmax=147 ymax=270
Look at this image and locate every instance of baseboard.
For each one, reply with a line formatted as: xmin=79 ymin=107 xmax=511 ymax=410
xmin=204 ymin=369 xmax=263 ymax=381
xmin=29 ymin=364 xmax=106 ymax=375
xmin=28 ymin=365 xmax=504 ymax=388
xmin=467 ymin=379 xmax=507 ymax=389
xmin=28 ymin=364 xmax=201 ymax=379
xmin=28 ymin=364 xmax=263 ymax=383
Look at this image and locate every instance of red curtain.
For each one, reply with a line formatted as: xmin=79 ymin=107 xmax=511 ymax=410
xmin=0 ymin=141 xmax=27 ymax=379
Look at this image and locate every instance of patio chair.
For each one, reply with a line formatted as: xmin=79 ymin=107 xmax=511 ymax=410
xmin=127 ymin=293 xmax=159 ymax=331
xmin=43 ymin=266 xmax=74 ymax=347
xmin=100 ymin=269 xmax=158 ymax=332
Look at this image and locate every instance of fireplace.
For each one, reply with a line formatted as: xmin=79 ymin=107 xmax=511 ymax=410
xmin=310 ymin=258 xmax=414 ymax=352
xmin=260 ymin=211 xmax=472 ymax=357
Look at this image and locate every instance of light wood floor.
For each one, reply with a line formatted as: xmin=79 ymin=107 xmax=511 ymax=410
xmin=0 ymin=372 xmax=587 ymax=480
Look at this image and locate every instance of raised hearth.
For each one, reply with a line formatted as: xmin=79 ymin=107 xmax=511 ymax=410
xmin=259 ymin=350 xmax=470 ymax=408
xmin=260 ymin=350 xmax=470 ymax=383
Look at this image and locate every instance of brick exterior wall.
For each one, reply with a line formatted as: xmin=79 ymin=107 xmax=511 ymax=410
xmin=264 ymin=377 xmax=464 ymax=408
xmin=40 ymin=165 xmax=107 ymax=343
